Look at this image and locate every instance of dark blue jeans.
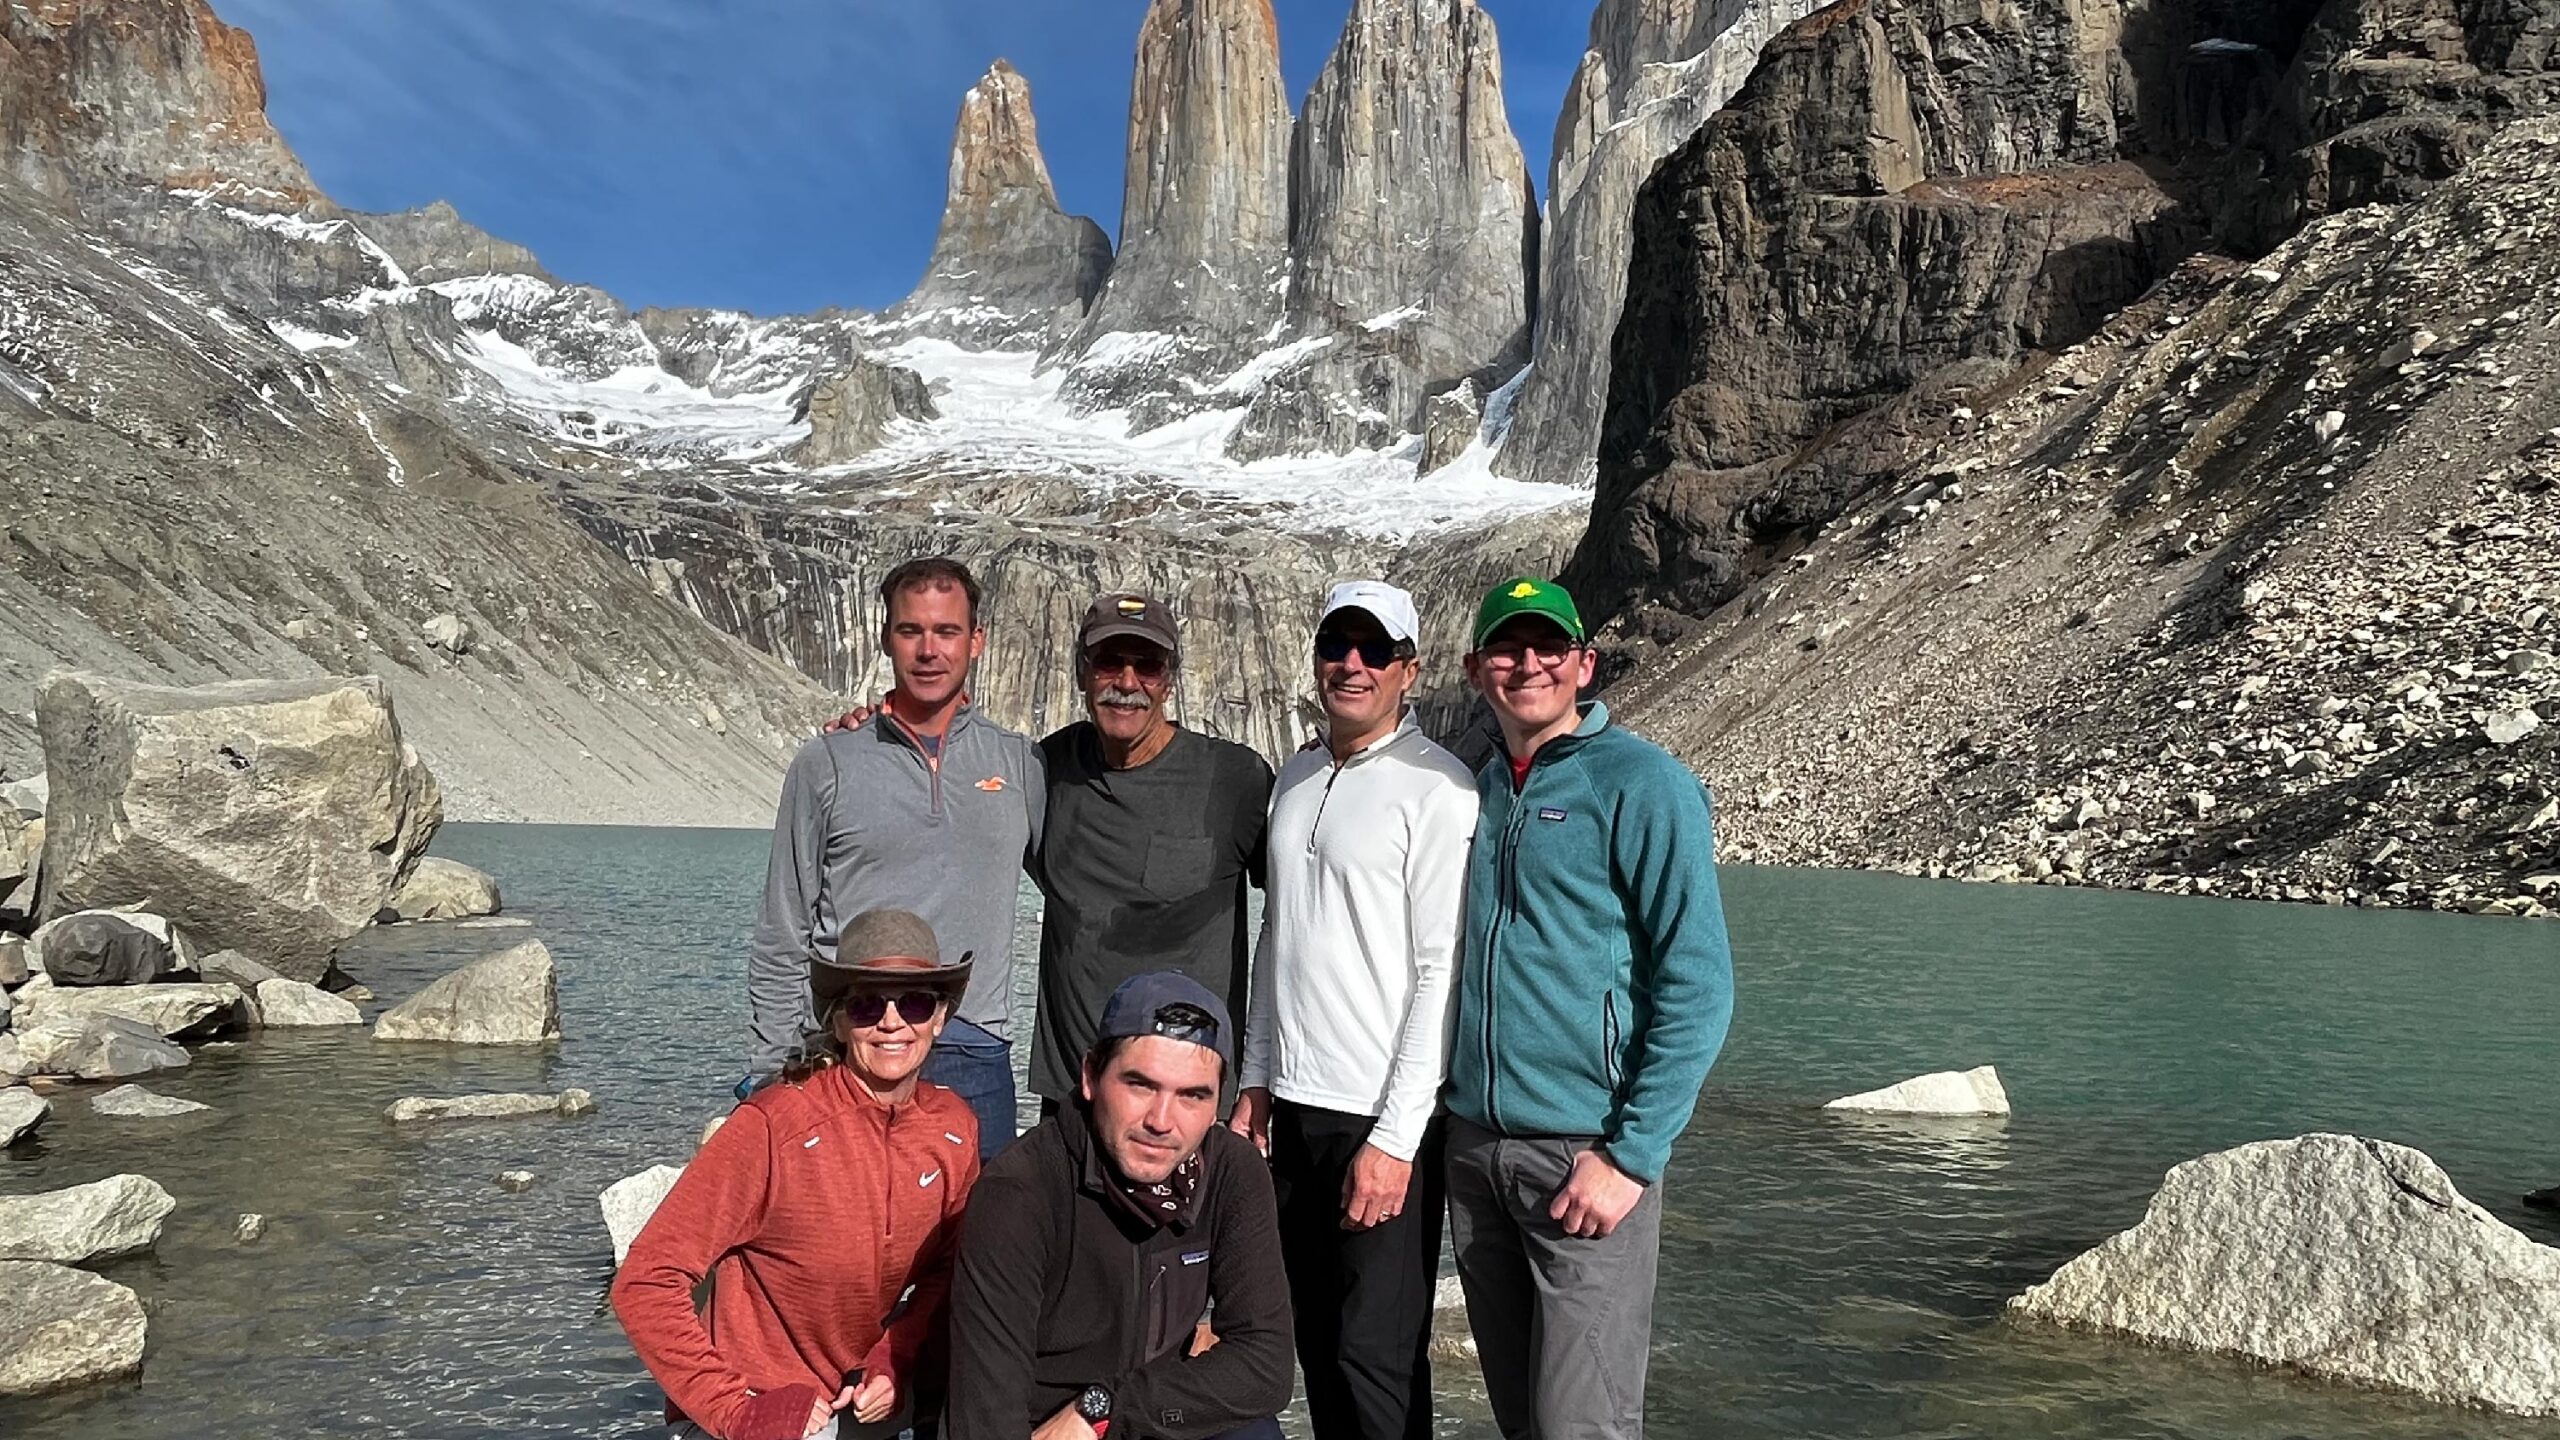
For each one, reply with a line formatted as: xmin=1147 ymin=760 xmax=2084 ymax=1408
xmin=922 ymin=1018 xmax=1016 ymax=1161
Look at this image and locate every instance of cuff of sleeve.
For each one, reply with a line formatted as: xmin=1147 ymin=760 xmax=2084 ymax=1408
xmin=1599 ymin=1138 xmax=1661 ymax=1187
xmin=730 ymin=1385 xmax=822 ymax=1440
xmin=1366 ymin=1115 xmax=1424 ymax=1163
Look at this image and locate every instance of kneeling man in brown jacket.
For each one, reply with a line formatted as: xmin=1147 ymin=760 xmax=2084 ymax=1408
xmin=947 ymin=973 xmax=1291 ymax=1440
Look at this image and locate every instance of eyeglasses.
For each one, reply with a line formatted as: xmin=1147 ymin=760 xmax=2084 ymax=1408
xmin=844 ymin=990 xmax=945 ymax=1028
xmin=1087 ymin=647 xmax=1169 ymax=680
xmin=1149 ymin=1001 xmax=1221 ymax=1047
xmin=1477 ymin=637 xmax=1583 ymax=669
xmin=1315 ymin=631 xmax=1413 ymax=669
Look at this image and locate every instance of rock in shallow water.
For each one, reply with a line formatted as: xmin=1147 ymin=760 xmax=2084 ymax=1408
xmin=2008 ymin=1134 xmax=2560 ymax=1416
xmin=15 ymin=976 xmax=249 ymax=1039
xmin=1824 ymin=1065 xmax=2011 ymax=1117
xmin=372 ymin=940 xmax=558 ymax=1045
xmin=24 ymin=909 xmax=193 ymax=986
xmin=0 ymin=1174 xmax=176 ymax=1264
xmin=0 ymin=1261 xmax=147 ymax=1396
xmin=601 ymin=1164 xmax=685 ymax=1265
xmin=378 ymin=856 xmax=502 ymax=923
xmin=253 ymin=977 xmax=363 ymax=1027
xmin=234 ymin=1213 xmax=266 ymax=1243
xmin=0 ymin=1086 xmax=49 ymax=1147
xmin=384 ymin=1088 xmax=591 ymax=1123
xmin=89 ymin=1084 xmax=210 ymax=1118
xmin=3 ymin=1014 xmax=190 ymax=1081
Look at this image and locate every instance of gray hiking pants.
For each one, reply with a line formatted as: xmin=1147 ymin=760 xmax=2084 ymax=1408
xmin=1444 ymin=1117 xmax=1664 ymax=1440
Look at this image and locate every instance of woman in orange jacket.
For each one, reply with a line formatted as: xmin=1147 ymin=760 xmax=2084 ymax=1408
xmin=615 ymin=909 xmax=985 ymax=1440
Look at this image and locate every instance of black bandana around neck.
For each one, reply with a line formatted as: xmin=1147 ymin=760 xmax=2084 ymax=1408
xmin=1108 ymin=1148 xmax=1203 ymax=1228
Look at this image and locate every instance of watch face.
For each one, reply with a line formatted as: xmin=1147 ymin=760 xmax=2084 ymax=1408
xmin=1078 ymin=1386 xmax=1112 ymax=1421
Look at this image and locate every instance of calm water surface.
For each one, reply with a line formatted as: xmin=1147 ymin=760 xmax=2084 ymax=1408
xmin=2 ymin=824 xmax=2553 ymax=1439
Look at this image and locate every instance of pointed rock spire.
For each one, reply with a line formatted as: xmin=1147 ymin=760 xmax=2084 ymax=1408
xmin=1065 ymin=0 xmax=1292 ymax=401
xmin=894 ymin=59 xmax=1112 ymax=347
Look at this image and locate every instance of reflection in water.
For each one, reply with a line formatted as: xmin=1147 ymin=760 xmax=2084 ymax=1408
xmin=1 ymin=829 xmax=2553 ymax=1439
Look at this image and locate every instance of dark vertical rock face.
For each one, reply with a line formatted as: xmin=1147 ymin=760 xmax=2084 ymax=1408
xmin=1574 ymin=0 xmax=2560 ymax=630
xmin=1226 ymin=0 xmax=1536 ymax=462
xmin=1492 ymin=0 xmax=1822 ymax=489
xmin=1060 ymin=0 xmax=1293 ymax=423
xmin=891 ymin=60 xmax=1113 ymax=348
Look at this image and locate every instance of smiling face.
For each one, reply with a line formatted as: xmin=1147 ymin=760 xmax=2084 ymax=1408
xmin=1314 ymin=608 xmax=1417 ymax=744
xmin=1465 ymin=615 xmax=1596 ymax=737
xmin=883 ymin=579 xmax=984 ymax=711
xmin=1082 ymin=638 xmax=1174 ymax=748
xmin=1081 ymin=1034 xmax=1222 ymax=1185
xmin=831 ymin=989 xmax=950 ymax=1093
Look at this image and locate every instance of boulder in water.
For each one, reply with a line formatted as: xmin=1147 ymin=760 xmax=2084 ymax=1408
xmin=234 ymin=1214 xmax=266 ymax=1243
xmin=372 ymin=941 xmax=559 ymax=1045
xmin=0 ymin=1261 xmax=146 ymax=1396
xmin=253 ymin=977 xmax=363 ymax=1027
xmin=25 ymin=909 xmax=193 ymax=986
xmin=602 ymin=1163 xmax=685 ymax=1265
xmin=385 ymin=1088 xmax=591 ymax=1123
xmin=3 ymin=1014 xmax=191 ymax=1081
xmin=2528 ymin=1185 xmax=2558 ymax=1213
xmin=89 ymin=1084 xmax=210 ymax=1118
xmin=1824 ymin=1065 xmax=2011 ymax=1117
xmin=200 ymin=949 xmax=283 ymax=989
xmin=2008 ymin=1134 xmax=2560 ymax=1416
xmin=14 ymin=976 xmax=249 ymax=1039
xmin=378 ymin=856 xmax=502 ymax=922
xmin=0 ymin=1174 xmax=176 ymax=1263
xmin=0 ymin=1087 xmax=48 ymax=1148
xmin=34 ymin=672 xmax=443 ymax=982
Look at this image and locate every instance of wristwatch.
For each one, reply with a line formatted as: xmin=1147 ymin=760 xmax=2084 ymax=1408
xmin=1076 ymin=1384 xmax=1114 ymax=1436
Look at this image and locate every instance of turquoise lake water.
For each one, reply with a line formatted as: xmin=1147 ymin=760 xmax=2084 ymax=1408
xmin=1 ymin=823 xmax=2553 ymax=1438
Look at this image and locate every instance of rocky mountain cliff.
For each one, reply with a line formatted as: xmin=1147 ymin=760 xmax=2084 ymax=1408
xmin=1581 ymin=0 xmax=2560 ymax=915
xmin=1491 ymin=0 xmax=1821 ymax=490
xmin=1225 ymin=0 xmax=1537 ymax=464
xmin=1057 ymin=0 xmax=1294 ymax=429
xmin=888 ymin=60 xmax=1113 ymax=349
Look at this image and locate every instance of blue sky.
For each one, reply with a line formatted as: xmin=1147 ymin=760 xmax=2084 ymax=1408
xmin=220 ymin=1 xmax=1590 ymax=317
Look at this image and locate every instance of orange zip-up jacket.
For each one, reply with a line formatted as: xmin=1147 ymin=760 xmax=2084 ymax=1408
xmin=613 ymin=1065 xmax=980 ymax=1439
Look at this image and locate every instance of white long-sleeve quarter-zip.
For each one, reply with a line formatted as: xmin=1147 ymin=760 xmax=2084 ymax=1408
xmin=1241 ymin=710 xmax=1478 ymax=1160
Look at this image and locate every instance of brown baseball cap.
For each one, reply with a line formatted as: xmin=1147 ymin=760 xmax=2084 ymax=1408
xmin=1078 ymin=591 xmax=1180 ymax=661
xmin=810 ymin=908 xmax=973 ymax=1010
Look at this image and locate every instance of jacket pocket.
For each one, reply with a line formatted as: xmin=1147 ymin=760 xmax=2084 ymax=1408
xmin=1140 ymin=833 xmax=1215 ymax=900
xmin=1144 ymin=1244 xmax=1216 ymax=1361
xmin=1602 ymin=992 xmax=1623 ymax=1095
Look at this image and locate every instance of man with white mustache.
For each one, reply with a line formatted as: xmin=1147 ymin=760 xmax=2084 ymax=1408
xmin=1232 ymin=580 xmax=1476 ymax=1440
xmin=1026 ymin=592 xmax=1273 ymax=1115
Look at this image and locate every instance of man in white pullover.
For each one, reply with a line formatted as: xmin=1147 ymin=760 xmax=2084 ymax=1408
xmin=1232 ymin=580 xmax=1479 ymax=1440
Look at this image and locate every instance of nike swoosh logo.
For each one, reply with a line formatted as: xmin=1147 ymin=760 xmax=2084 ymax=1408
xmin=919 ymin=1169 xmax=940 ymax=1188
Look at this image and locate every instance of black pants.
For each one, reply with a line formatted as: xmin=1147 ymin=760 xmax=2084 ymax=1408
xmin=1269 ymin=1100 xmax=1445 ymax=1440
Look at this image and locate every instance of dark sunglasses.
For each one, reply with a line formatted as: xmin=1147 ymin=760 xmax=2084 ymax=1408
xmin=1314 ymin=631 xmax=1412 ymax=668
xmin=843 ymin=990 xmax=945 ymax=1028
xmin=1088 ymin=647 xmax=1169 ymax=679
xmin=1148 ymin=1001 xmax=1221 ymax=1047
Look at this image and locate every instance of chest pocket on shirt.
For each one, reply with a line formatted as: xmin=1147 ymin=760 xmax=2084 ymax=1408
xmin=1143 ymin=1246 xmax=1215 ymax=1361
xmin=1140 ymin=833 xmax=1215 ymax=900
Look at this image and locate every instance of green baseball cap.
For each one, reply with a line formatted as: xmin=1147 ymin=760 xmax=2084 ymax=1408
xmin=1472 ymin=576 xmax=1586 ymax=649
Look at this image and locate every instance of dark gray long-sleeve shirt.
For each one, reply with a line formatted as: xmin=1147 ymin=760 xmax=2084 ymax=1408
xmin=747 ymin=704 xmax=1045 ymax=1078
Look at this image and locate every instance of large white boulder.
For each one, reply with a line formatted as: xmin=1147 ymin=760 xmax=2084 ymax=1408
xmin=0 ymin=1087 xmax=48 ymax=1147
xmin=1824 ymin=1064 xmax=2011 ymax=1117
xmin=601 ymin=1163 xmax=685 ymax=1265
xmin=34 ymin=673 xmax=443 ymax=982
xmin=253 ymin=977 xmax=363 ymax=1027
xmin=2008 ymin=1134 xmax=2560 ymax=1416
xmin=0 ymin=1261 xmax=146 ymax=1396
xmin=0 ymin=1174 xmax=176 ymax=1264
xmin=14 ymin=976 xmax=248 ymax=1039
xmin=373 ymin=941 xmax=558 ymax=1045
xmin=3 ymin=1013 xmax=191 ymax=1081
xmin=386 ymin=1089 xmax=592 ymax=1123
xmin=379 ymin=856 xmax=502 ymax=922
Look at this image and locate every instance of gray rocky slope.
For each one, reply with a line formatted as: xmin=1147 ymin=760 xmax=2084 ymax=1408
xmin=1594 ymin=14 xmax=2560 ymax=923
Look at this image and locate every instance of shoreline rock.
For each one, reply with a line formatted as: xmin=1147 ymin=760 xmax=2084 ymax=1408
xmin=385 ymin=1088 xmax=593 ymax=1123
xmin=1824 ymin=1065 xmax=2011 ymax=1117
xmin=372 ymin=940 xmax=559 ymax=1045
xmin=0 ymin=1261 xmax=147 ymax=1396
xmin=2009 ymin=1134 xmax=2560 ymax=1416
xmin=0 ymin=1175 xmax=177 ymax=1264
xmin=378 ymin=856 xmax=502 ymax=923
xmin=601 ymin=1163 xmax=685 ymax=1265
xmin=0 ymin=1087 xmax=49 ymax=1147
xmin=15 ymin=976 xmax=250 ymax=1039
xmin=90 ymin=1084 xmax=211 ymax=1118
xmin=3 ymin=1014 xmax=191 ymax=1081
xmin=253 ymin=977 xmax=363 ymax=1027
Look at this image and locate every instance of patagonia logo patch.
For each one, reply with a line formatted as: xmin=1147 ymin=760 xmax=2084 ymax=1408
xmin=1181 ymin=1250 xmax=1211 ymax=1266
xmin=1539 ymin=807 xmax=1568 ymax=822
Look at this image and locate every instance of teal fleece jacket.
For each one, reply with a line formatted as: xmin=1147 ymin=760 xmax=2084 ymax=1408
xmin=1446 ymin=701 xmax=1734 ymax=1185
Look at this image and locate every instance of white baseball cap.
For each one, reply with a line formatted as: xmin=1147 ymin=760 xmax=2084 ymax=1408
xmin=1319 ymin=580 xmax=1421 ymax=645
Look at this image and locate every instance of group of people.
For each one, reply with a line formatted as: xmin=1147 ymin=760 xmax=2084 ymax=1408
xmin=612 ymin=559 xmax=1737 ymax=1440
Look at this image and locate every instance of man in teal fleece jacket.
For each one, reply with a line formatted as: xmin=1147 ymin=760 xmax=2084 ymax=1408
xmin=1443 ymin=576 xmax=1733 ymax=1440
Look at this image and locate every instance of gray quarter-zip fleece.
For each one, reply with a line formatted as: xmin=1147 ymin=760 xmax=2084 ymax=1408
xmin=747 ymin=702 xmax=1045 ymax=1077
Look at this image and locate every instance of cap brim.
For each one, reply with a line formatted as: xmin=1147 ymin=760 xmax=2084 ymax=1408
xmin=1081 ymin=623 xmax=1178 ymax=653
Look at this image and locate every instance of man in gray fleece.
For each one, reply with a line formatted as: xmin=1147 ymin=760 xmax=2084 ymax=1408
xmin=744 ymin=557 xmax=1045 ymax=1159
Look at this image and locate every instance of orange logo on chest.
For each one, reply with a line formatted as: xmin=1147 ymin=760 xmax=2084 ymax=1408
xmin=975 ymin=776 xmax=1007 ymax=792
